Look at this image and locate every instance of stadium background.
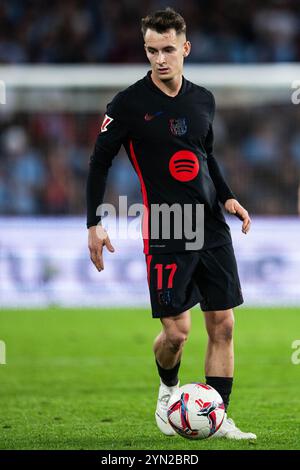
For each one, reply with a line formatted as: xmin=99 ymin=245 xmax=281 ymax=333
xmin=0 ymin=0 xmax=300 ymax=451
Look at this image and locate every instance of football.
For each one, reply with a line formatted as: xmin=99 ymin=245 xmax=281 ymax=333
xmin=167 ymin=383 xmax=225 ymax=439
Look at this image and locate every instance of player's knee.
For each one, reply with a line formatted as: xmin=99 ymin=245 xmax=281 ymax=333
xmin=166 ymin=330 xmax=188 ymax=353
xmin=208 ymin=315 xmax=234 ymax=343
xmin=161 ymin=312 xmax=191 ymax=352
xmin=220 ymin=317 xmax=234 ymax=342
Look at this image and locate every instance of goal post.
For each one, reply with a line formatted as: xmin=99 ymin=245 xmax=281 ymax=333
xmin=0 ymin=64 xmax=299 ymax=111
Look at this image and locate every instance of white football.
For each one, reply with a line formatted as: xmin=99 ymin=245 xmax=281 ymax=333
xmin=167 ymin=383 xmax=225 ymax=439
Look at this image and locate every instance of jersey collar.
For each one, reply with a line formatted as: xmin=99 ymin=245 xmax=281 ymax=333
xmin=144 ymin=70 xmax=188 ymax=98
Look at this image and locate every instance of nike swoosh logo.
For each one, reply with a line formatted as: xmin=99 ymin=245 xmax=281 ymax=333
xmin=144 ymin=111 xmax=163 ymax=121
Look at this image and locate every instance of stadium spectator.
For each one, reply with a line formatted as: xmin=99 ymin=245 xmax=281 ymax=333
xmin=1 ymin=1 xmax=299 ymax=217
xmin=0 ymin=0 xmax=300 ymax=64
xmin=1 ymin=105 xmax=299 ymax=217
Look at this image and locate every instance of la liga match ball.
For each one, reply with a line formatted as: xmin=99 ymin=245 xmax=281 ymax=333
xmin=167 ymin=383 xmax=225 ymax=440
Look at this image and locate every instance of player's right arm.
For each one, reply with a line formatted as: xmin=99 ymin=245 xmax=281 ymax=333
xmin=88 ymin=225 xmax=115 ymax=272
xmin=86 ymin=91 xmax=129 ymax=271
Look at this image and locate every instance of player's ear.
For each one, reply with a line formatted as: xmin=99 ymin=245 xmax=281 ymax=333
xmin=183 ymin=41 xmax=191 ymax=58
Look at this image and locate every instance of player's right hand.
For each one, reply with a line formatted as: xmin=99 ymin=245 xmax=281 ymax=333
xmin=88 ymin=225 xmax=115 ymax=272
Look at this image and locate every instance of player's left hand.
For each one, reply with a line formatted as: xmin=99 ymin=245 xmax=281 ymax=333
xmin=224 ymin=199 xmax=251 ymax=234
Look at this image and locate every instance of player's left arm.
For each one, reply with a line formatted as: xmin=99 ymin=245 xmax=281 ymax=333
xmin=205 ymin=128 xmax=251 ymax=234
xmin=223 ymin=198 xmax=251 ymax=234
xmin=204 ymin=92 xmax=251 ymax=234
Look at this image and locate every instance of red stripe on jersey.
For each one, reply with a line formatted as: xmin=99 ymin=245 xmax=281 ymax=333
xmin=129 ymin=140 xmax=150 ymax=254
xmin=146 ymin=255 xmax=152 ymax=285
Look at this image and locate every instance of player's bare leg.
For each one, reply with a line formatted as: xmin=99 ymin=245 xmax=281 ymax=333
xmin=204 ymin=308 xmax=234 ymax=378
xmin=154 ymin=310 xmax=191 ymax=435
xmin=204 ymin=308 xmax=256 ymax=440
xmin=154 ymin=310 xmax=191 ymax=369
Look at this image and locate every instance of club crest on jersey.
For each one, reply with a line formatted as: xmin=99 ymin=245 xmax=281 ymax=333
xmin=101 ymin=114 xmax=113 ymax=132
xmin=169 ymin=118 xmax=187 ymax=136
xmin=158 ymin=289 xmax=172 ymax=306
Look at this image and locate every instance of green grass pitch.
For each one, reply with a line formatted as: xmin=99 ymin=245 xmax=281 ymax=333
xmin=0 ymin=307 xmax=300 ymax=450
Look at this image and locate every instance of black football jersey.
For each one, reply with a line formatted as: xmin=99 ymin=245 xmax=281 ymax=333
xmin=87 ymin=71 xmax=235 ymax=254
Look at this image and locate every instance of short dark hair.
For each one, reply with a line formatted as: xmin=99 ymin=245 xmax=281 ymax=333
xmin=141 ymin=7 xmax=186 ymax=38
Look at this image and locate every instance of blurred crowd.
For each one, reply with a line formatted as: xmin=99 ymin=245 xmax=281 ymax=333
xmin=0 ymin=0 xmax=300 ymax=64
xmin=0 ymin=0 xmax=299 ymax=217
xmin=0 ymin=104 xmax=299 ymax=217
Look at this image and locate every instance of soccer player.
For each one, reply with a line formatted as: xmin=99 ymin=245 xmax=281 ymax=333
xmin=86 ymin=8 xmax=256 ymax=439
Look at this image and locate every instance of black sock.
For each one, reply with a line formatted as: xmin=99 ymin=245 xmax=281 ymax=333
xmin=156 ymin=359 xmax=180 ymax=387
xmin=205 ymin=376 xmax=233 ymax=412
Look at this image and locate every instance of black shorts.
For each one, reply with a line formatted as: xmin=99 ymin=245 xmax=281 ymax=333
xmin=145 ymin=243 xmax=243 ymax=318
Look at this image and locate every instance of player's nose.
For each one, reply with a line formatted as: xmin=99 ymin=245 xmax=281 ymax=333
xmin=156 ymin=51 xmax=166 ymax=64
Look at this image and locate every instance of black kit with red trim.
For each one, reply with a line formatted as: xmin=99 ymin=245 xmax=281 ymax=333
xmin=86 ymin=71 xmax=236 ymax=254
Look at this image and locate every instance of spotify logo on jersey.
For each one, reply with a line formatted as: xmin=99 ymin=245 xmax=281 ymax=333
xmin=169 ymin=150 xmax=199 ymax=182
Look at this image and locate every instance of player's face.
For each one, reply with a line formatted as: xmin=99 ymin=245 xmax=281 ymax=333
xmin=144 ymin=28 xmax=191 ymax=82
